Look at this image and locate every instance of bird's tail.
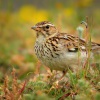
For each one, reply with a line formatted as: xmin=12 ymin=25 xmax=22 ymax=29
xmin=91 ymin=42 xmax=100 ymax=53
xmin=91 ymin=42 xmax=100 ymax=63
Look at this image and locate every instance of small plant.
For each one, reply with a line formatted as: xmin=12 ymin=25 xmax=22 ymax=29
xmin=0 ymin=68 xmax=26 ymax=100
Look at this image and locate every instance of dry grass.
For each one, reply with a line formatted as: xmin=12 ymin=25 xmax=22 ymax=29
xmin=0 ymin=68 xmax=26 ymax=100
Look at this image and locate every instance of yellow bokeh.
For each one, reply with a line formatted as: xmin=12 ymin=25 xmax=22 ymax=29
xmin=63 ymin=8 xmax=75 ymax=18
xmin=18 ymin=5 xmax=49 ymax=23
xmin=34 ymin=10 xmax=49 ymax=23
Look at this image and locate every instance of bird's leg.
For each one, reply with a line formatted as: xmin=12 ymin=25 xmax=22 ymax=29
xmin=48 ymin=70 xmax=67 ymax=92
xmin=48 ymin=70 xmax=57 ymax=82
xmin=52 ymin=70 xmax=67 ymax=88
xmin=59 ymin=70 xmax=67 ymax=81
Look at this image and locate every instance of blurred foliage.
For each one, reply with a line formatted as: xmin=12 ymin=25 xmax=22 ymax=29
xmin=0 ymin=0 xmax=100 ymax=99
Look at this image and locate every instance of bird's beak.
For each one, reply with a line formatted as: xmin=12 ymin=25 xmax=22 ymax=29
xmin=31 ymin=26 xmax=37 ymax=30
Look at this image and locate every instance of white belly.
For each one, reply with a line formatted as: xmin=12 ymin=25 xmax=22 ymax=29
xmin=41 ymin=51 xmax=92 ymax=71
xmin=34 ymin=40 xmax=94 ymax=71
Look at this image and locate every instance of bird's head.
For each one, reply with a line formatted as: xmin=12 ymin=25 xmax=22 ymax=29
xmin=31 ymin=21 xmax=58 ymax=38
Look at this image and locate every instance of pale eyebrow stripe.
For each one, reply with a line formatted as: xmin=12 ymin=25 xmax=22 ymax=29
xmin=38 ymin=24 xmax=55 ymax=27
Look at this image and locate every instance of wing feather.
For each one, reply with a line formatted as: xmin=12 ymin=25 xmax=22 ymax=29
xmin=55 ymin=33 xmax=100 ymax=53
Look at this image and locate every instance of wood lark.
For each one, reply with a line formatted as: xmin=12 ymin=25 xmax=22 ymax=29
xmin=31 ymin=21 xmax=100 ymax=75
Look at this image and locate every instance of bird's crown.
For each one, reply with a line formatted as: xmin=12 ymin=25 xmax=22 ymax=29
xmin=31 ymin=21 xmax=58 ymax=37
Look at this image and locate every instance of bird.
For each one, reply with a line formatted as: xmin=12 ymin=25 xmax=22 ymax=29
xmin=31 ymin=21 xmax=100 ymax=77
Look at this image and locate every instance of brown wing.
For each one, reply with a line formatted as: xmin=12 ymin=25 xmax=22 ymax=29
xmin=55 ymin=33 xmax=100 ymax=52
xmin=55 ymin=33 xmax=86 ymax=52
xmin=47 ymin=32 xmax=100 ymax=53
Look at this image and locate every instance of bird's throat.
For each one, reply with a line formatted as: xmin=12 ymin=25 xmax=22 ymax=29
xmin=36 ymin=34 xmax=46 ymax=43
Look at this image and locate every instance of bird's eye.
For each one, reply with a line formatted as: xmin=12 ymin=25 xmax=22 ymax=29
xmin=46 ymin=25 xmax=49 ymax=29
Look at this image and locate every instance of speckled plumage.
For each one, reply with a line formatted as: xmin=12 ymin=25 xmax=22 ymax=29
xmin=32 ymin=21 xmax=100 ymax=71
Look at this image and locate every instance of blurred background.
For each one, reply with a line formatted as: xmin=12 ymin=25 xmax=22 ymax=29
xmin=0 ymin=0 xmax=100 ymax=80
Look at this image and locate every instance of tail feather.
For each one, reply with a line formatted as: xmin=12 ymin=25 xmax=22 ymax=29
xmin=91 ymin=42 xmax=100 ymax=63
xmin=91 ymin=42 xmax=100 ymax=52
